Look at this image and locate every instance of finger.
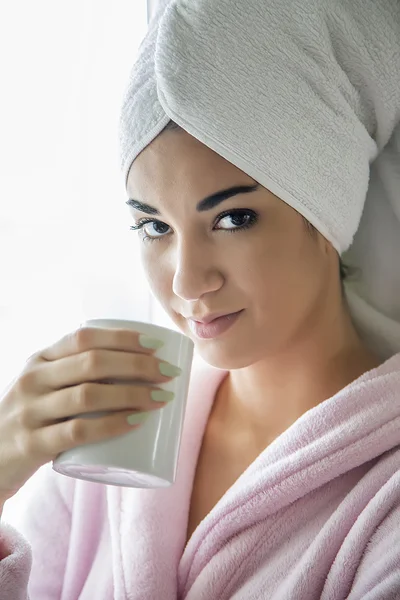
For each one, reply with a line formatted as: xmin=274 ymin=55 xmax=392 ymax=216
xmin=34 ymin=326 xmax=163 ymax=363
xmin=28 ymin=409 xmax=152 ymax=460
xmin=28 ymin=383 xmax=172 ymax=426
xmin=26 ymin=348 xmax=180 ymax=391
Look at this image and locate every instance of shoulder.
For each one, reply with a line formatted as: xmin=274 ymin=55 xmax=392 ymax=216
xmin=351 ymin=463 xmax=400 ymax=597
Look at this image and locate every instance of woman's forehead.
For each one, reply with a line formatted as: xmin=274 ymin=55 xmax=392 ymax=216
xmin=127 ymin=129 xmax=251 ymax=197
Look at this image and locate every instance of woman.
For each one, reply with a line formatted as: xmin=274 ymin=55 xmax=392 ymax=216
xmin=1 ymin=0 xmax=400 ymax=598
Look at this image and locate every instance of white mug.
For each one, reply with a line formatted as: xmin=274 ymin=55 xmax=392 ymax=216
xmin=52 ymin=318 xmax=194 ymax=488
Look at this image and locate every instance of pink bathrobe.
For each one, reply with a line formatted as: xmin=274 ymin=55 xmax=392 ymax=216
xmin=1 ymin=355 xmax=400 ymax=599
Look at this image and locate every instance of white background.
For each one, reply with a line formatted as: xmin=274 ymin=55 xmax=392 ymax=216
xmin=1 ymin=0 xmax=176 ymax=522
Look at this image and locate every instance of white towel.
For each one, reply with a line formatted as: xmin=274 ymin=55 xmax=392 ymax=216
xmin=118 ymin=0 xmax=400 ymax=358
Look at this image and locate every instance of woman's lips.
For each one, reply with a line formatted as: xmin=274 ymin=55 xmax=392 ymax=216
xmin=188 ymin=310 xmax=243 ymax=339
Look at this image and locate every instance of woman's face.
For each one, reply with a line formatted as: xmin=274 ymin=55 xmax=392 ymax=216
xmin=127 ymin=128 xmax=337 ymax=369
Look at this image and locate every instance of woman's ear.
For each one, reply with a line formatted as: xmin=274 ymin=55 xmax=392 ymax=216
xmin=314 ymin=229 xmax=331 ymax=256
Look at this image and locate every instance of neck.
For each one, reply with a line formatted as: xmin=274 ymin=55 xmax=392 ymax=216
xmin=215 ymin=299 xmax=381 ymax=447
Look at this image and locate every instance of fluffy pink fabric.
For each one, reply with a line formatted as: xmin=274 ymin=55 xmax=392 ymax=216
xmin=1 ymin=356 xmax=400 ymax=599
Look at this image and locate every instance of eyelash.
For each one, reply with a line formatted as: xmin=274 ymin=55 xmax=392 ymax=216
xmin=129 ymin=209 xmax=258 ymax=243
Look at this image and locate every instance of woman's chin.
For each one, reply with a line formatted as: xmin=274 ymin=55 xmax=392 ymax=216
xmin=194 ymin=339 xmax=258 ymax=370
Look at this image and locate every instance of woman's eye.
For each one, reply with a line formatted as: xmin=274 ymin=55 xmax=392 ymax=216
xmin=142 ymin=221 xmax=170 ymax=238
xmin=129 ymin=219 xmax=170 ymax=240
xmin=214 ymin=210 xmax=257 ymax=231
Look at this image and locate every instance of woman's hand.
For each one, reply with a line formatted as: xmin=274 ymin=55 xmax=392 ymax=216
xmin=0 ymin=326 xmax=180 ymax=504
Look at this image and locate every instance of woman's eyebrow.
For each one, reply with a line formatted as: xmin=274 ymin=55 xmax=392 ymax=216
xmin=126 ymin=183 xmax=259 ymax=215
xmin=196 ymin=183 xmax=259 ymax=212
xmin=125 ymin=198 xmax=159 ymax=215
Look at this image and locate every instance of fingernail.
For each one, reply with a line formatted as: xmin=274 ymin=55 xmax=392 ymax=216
xmin=139 ymin=335 xmax=164 ymax=350
xmin=126 ymin=412 xmax=150 ymax=426
xmin=151 ymin=389 xmax=175 ymax=403
xmin=159 ymin=362 xmax=182 ymax=377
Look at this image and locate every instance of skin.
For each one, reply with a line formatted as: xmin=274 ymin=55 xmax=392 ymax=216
xmin=126 ymin=128 xmax=381 ymax=452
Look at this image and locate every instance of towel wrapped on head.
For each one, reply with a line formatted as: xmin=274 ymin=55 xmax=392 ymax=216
xmin=119 ymin=0 xmax=400 ymax=359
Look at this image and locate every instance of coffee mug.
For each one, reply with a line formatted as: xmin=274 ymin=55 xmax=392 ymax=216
xmin=52 ymin=318 xmax=194 ymax=488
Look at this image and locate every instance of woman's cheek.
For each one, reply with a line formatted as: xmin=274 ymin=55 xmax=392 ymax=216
xmin=143 ymin=252 xmax=172 ymax=302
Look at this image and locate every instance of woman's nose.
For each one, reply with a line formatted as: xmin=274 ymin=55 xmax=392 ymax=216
xmin=172 ymin=240 xmax=223 ymax=301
